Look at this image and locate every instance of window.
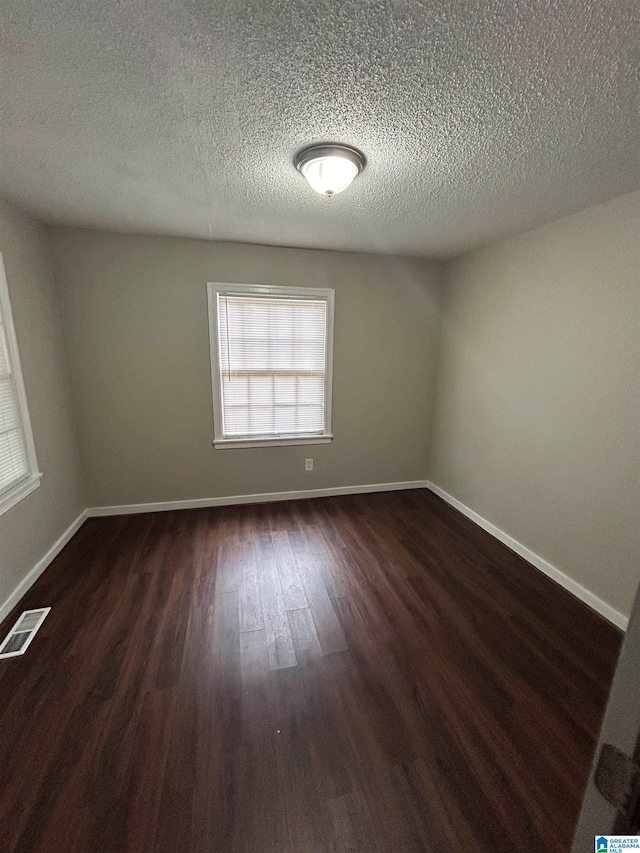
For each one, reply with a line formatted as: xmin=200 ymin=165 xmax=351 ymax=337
xmin=207 ymin=283 xmax=334 ymax=448
xmin=0 ymin=254 xmax=40 ymax=515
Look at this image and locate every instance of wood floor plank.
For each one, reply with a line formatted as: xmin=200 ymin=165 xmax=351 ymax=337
xmin=293 ymin=541 xmax=348 ymax=656
xmin=0 ymin=489 xmax=622 ymax=853
xmin=257 ymin=539 xmax=298 ymax=671
xmin=238 ymin=540 xmax=264 ymax=633
xmin=287 ymin=606 xmax=323 ymax=665
xmin=268 ymin=657 xmax=352 ymax=850
xmin=271 ymin=529 xmax=309 ymax=611
xmin=234 ymin=629 xmax=290 ymax=853
xmin=327 ymin=789 xmax=380 ymax=853
xmin=216 ymin=535 xmax=241 ymax=593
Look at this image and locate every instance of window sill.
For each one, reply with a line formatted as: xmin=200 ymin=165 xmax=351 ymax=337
xmin=0 ymin=473 xmax=42 ymax=517
xmin=214 ymin=434 xmax=333 ymax=450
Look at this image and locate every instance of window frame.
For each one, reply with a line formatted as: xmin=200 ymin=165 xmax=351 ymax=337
xmin=207 ymin=282 xmax=335 ymax=449
xmin=0 ymin=253 xmax=40 ymax=516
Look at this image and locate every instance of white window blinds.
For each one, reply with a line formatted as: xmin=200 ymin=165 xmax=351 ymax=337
xmin=215 ymin=290 xmax=331 ymax=440
xmin=0 ymin=299 xmax=28 ymax=494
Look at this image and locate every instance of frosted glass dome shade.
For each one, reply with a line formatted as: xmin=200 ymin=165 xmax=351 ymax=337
xmin=295 ymin=144 xmax=365 ymax=197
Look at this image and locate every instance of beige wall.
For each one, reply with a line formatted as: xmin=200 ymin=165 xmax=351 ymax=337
xmin=0 ymin=202 xmax=85 ymax=612
xmin=47 ymin=229 xmax=443 ymax=507
xmin=430 ymin=191 xmax=639 ymax=619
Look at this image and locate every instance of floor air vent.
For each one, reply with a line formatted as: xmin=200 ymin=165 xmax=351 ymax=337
xmin=0 ymin=608 xmax=50 ymax=659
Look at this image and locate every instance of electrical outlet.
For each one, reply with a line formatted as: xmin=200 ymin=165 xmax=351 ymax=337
xmin=305 ymin=458 xmax=313 ymax=472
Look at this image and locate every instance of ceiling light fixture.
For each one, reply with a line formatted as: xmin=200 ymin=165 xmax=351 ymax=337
xmin=294 ymin=143 xmax=366 ymax=197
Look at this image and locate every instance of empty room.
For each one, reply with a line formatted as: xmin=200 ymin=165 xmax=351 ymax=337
xmin=0 ymin=1 xmax=638 ymax=851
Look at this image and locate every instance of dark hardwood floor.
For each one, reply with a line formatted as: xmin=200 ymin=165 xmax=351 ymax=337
xmin=0 ymin=489 xmax=622 ymax=852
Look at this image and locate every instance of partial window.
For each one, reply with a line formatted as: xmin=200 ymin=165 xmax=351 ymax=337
xmin=0 ymin=254 xmax=40 ymax=514
xmin=207 ymin=283 xmax=334 ymax=448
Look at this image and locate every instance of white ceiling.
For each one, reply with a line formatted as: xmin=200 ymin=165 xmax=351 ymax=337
xmin=0 ymin=0 xmax=637 ymax=257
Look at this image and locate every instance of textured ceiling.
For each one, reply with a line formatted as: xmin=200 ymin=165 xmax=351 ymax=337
xmin=0 ymin=0 xmax=637 ymax=257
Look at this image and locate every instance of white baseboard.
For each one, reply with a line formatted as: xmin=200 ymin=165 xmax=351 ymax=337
xmin=0 ymin=509 xmax=88 ymax=624
xmin=86 ymin=480 xmax=428 ymax=518
xmin=3 ymin=480 xmax=627 ymax=634
xmin=425 ymin=481 xmax=628 ymax=631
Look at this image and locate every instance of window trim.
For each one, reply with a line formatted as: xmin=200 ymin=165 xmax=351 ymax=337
xmin=207 ymin=282 xmax=335 ymax=449
xmin=0 ymin=253 xmax=41 ymax=516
